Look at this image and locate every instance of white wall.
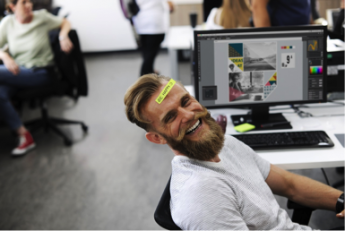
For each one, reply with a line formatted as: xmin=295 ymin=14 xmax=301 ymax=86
xmin=54 ymin=0 xmax=137 ymax=52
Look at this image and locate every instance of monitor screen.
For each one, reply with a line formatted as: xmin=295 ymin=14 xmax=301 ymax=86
xmin=194 ymin=26 xmax=327 ymax=109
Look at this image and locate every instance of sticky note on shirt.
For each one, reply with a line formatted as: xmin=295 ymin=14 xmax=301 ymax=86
xmin=234 ymin=123 xmax=255 ymax=133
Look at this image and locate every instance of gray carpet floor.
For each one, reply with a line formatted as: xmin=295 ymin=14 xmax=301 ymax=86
xmin=0 ymin=50 xmax=344 ymax=229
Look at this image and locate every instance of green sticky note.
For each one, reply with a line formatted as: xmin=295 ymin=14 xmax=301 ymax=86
xmin=234 ymin=123 xmax=255 ymax=133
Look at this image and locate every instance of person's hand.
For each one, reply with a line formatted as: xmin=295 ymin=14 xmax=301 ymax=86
xmin=336 ymin=209 xmax=345 ymax=219
xmin=60 ymin=37 xmax=74 ymax=54
xmin=3 ymin=56 xmax=20 ymax=75
xmin=167 ymin=1 xmax=174 ymax=13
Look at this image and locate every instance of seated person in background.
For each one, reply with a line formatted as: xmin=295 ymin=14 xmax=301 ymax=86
xmin=205 ymin=0 xmax=251 ymax=29
xmin=124 ymin=74 xmax=344 ymax=230
xmin=333 ymin=0 xmax=345 ymax=41
xmin=0 ymin=0 xmax=73 ymax=156
xmin=252 ymin=0 xmax=311 ymax=27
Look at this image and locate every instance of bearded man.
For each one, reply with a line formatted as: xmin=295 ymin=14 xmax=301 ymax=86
xmin=124 ymin=74 xmax=344 ymax=230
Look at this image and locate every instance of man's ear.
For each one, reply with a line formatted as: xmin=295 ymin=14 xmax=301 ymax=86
xmin=145 ymin=132 xmax=167 ymax=145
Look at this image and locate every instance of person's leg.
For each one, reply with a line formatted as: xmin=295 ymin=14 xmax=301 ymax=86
xmin=0 ymin=85 xmax=22 ymax=131
xmin=0 ymin=65 xmax=52 ymax=155
xmin=140 ymin=34 xmax=150 ymax=76
xmin=140 ymin=34 xmax=165 ymax=76
xmin=0 ymin=65 xmax=52 ymax=88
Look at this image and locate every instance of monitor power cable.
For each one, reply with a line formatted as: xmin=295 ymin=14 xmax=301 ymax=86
xmin=321 ymin=168 xmax=330 ymax=186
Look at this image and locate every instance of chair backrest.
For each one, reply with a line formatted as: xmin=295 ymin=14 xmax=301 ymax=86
xmin=50 ymin=29 xmax=88 ymax=99
xmin=203 ymin=0 xmax=222 ymax=22
xmin=0 ymin=0 xmax=5 ymax=18
xmin=154 ymin=177 xmax=182 ymax=230
xmin=32 ymin=0 xmax=52 ymax=12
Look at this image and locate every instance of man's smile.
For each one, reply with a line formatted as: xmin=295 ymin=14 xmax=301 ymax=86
xmin=185 ymin=119 xmax=202 ymax=135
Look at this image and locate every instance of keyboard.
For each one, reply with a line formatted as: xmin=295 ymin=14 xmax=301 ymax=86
xmin=232 ymin=130 xmax=334 ymax=150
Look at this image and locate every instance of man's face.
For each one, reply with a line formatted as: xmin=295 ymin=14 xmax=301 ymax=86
xmin=143 ymin=82 xmax=224 ymax=161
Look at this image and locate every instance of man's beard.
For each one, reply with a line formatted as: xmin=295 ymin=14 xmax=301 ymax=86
xmin=160 ymin=108 xmax=225 ymax=161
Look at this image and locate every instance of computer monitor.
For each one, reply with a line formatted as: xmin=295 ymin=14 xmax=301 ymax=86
xmin=194 ymin=25 xmax=327 ymax=131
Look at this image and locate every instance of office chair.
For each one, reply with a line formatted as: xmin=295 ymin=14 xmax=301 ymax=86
xmin=154 ymin=176 xmax=316 ymax=230
xmin=202 ymin=0 xmax=222 ymax=22
xmin=0 ymin=0 xmax=5 ymax=18
xmin=154 ymin=177 xmax=182 ymax=230
xmin=13 ymin=29 xmax=88 ymax=146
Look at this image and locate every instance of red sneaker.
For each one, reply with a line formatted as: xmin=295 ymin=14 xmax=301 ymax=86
xmin=12 ymin=131 xmax=36 ymax=156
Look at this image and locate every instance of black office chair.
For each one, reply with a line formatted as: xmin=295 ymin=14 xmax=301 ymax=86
xmin=202 ymin=0 xmax=222 ymax=22
xmin=0 ymin=0 xmax=5 ymax=18
xmin=155 ymin=177 xmax=316 ymax=230
xmin=154 ymin=177 xmax=182 ymax=230
xmin=13 ymin=29 xmax=88 ymax=146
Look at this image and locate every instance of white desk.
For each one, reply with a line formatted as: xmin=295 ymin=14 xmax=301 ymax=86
xmin=167 ymin=26 xmax=195 ymax=80
xmin=185 ymin=85 xmax=345 ymax=170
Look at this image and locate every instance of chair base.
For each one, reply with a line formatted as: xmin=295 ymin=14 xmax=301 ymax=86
xmin=24 ymin=102 xmax=88 ymax=146
xmin=25 ymin=117 xmax=87 ymax=146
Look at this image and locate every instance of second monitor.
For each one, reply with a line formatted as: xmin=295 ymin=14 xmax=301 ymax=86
xmin=194 ymin=25 xmax=327 ymax=130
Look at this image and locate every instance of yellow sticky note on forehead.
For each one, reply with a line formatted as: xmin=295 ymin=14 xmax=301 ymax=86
xmin=156 ymin=79 xmax=176 ymax=104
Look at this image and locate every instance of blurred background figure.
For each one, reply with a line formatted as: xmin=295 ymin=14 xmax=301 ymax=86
xmin=0 ymin=0 xmax=73 ymax=156
xmin=133 ymin=0 xmax=174 ymax=76
xmin=333 ymin=0 xmax=345 ymax=38
xmin=205 ymin=0 xmax=252 ymax=29
xmin=252 ymin=0 xmax=311 ymax=27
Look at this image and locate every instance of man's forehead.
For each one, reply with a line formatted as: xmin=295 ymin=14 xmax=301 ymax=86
xmin=144 ymin=82 xmax=187 ymax=119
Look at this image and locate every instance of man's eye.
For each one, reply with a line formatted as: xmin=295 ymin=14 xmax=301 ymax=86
xmin=166 ymin=114 xmax=174 ymax=123
xmin=182 ymin=98 xmax=190 ymax=107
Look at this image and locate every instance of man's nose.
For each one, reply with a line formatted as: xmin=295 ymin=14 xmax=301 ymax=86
xmin=178 ymin=107 xmax=194 ymax=123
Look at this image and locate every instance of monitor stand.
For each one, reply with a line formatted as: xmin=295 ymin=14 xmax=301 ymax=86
xmin=231 ymin=106 xmax=292 ymax=131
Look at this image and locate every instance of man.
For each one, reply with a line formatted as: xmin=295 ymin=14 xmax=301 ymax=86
xmin=124 ymin=74 xmax=344 ymax=230
xmin=252 ymin=0 xmax=311 ymax=27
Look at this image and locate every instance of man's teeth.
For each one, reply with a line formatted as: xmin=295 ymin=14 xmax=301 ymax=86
xmin=186 ymin=119 xmax=201 ymax=134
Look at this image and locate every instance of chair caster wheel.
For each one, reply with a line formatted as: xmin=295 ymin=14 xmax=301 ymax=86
xmin=82 ymin=125 xmax=88 ymax=133
xmin=64 ymin=140 xmax=72 ymax=146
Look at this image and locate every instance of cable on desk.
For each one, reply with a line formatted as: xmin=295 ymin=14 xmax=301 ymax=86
xmin=321 ymin=168 xmax=330 ymax=186
xmin=290 ymin=105 xmax=313 ymax=118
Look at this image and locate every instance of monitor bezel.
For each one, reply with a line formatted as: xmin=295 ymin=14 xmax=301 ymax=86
xmin=193 ymin=25 xmax=328 ymax=110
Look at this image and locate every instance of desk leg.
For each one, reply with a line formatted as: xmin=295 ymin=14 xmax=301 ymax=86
xmin=169 ymin=49 xmax=179 ymax=81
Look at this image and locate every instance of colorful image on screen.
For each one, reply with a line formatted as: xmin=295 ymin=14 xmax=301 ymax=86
xmin=309 ymin=66 xmax=323 ymax=75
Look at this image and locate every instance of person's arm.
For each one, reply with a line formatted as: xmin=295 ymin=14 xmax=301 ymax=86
xmin=58 ymin=18 xmax=73 ymax=54
xmin=266 ymin=164 xmax=344 ymax=217
xmin=0 ymin=48 xmax=19 ymax=75
xmin=167 ymin=1 xmax=174 ymax=13
xmin=251 ymin=0 xmax=271 ymax=27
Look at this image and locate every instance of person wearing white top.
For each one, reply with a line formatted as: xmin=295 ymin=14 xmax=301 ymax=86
xmin=133 ymin=0 xmax=173 ymax=76
xmin=124 ymin=74 xmax=344 ymax=230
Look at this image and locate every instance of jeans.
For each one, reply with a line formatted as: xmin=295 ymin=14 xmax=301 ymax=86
xmin=0 ymin=65 xmax=52 ymax=131
xmin=140 ymin=34 xmax=165 ymax=76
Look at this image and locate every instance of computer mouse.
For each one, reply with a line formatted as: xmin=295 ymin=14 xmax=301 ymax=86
xmin=216 ymin=114 xmax=227 ymax=134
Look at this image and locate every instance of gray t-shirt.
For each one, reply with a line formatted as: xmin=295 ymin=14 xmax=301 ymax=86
xmin=0 ymin=9 xmax=63 ymax=68
xmin=170 ymin=135 xmax=313 ymax=230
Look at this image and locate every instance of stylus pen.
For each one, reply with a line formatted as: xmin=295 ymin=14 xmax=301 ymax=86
xmin=261 ymin=121 xmax=291 ymax=128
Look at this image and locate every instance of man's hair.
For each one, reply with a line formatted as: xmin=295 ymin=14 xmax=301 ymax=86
xmin=124 ymin=74 xmax=183 ymax=131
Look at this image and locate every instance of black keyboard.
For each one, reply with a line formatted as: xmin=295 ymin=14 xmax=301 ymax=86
xmin=232 ymin=131 xmax=334 ymax=150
